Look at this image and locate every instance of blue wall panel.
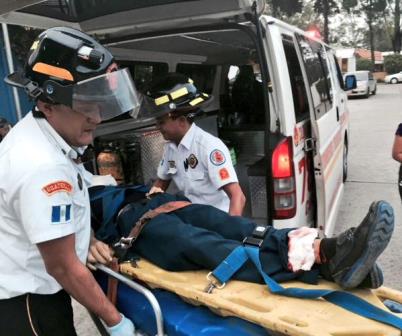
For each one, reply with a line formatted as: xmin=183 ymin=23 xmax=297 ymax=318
xmin=0 ymin=37 xmax=33 ymax=125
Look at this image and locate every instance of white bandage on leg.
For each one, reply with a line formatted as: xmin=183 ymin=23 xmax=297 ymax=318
xmin=287 ymin=227 xmax=318 ymax=272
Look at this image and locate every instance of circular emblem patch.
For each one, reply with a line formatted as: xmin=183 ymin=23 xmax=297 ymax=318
xmin=210 ymin=149 xmax=226 ymax=166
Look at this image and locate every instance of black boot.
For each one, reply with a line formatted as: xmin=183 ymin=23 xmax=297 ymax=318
xmin=320 ymin=262 xmax=384 ymax=289
xmin=320 ymin=201 xmax=394 ymax=289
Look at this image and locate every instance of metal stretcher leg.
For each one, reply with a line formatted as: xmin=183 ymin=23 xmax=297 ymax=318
xmin=96 ymin=264 xmax=165 ymax=336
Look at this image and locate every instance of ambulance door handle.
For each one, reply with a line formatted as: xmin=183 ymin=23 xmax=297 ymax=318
xmin=336 ymin=107 xmax=340 ymax=122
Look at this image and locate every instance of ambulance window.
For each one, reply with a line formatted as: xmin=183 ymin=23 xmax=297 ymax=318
xmin=296 ymin=35 xmax=332 ymax=119
xmin=282 ymin=35 xmax=310 ymax=122
xmin=331 ymin=53 xmax=345 ymax=90
xmin=176 ymin=64 xmax=216 ymax=94
xmin=117 ymin=61 xmax=168 ymax=92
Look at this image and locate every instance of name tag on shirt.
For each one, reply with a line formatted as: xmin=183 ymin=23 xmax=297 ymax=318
xmin=51 ymin=204 xmax=72 ymax=224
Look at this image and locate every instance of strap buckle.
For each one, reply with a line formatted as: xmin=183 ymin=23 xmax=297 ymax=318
xmin=113 ymin=237 xmax=135 ymax=250
xmin=243 ymin=225 xmax=268 ymax=247
xmin=242 ymin=236 xmax=264 ymax=247
xmin=204 ymin=272 xmax=226 ymax=293
xmin=25 ymin=81 xmax=42 ymax=99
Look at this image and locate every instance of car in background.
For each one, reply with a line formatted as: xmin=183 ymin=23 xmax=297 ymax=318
xmin=384 ymin=71 xmax=402 ymax=84
xmin=344 ymin=70 xmax=377 ymax=98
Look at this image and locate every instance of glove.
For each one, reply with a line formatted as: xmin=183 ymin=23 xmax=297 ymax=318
xmin=145 ymin=186 xmax=164 ymax=198
xmin=106 ymin=314 xmax=135 ymax=336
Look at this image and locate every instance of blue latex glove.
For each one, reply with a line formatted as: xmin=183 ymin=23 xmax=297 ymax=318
xmin=106 ymin=314 xmax=135 ymax=336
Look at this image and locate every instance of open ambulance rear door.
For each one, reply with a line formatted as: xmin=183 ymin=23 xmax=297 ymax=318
xmin=0 ymin=0 xmax=265 ymax=34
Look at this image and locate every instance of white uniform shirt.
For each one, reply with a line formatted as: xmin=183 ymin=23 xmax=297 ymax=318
xmin=157 ymin=123 xmax=238 ymax=212
xmin=0 ymin=112 xmax=92 ymax=299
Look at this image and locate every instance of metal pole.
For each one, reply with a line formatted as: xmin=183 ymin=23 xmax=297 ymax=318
xmin=2 ymin=23 xmax=22 ymax=121
xmin=96 ymin=264 xmax=165 ymax=336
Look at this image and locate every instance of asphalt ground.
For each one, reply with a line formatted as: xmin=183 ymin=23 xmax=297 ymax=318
xmin=73 ymin=83 xmax=402 ymax=335
xmin=333 ymin=83 xmax=402 ymax=292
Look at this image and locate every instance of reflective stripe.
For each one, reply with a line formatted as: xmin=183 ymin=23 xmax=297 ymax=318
xmin=189 ymin=97 xmax=204 ymax=106
xmin=170 ymin=87 xmax=188 ymax=100
xmin=25 ymin=294 xmax=39 ymax=336
xmin=32 ymin=62 xmax=74 ymax=81
xmin=154 ymin=95 xmax=170 ymax=106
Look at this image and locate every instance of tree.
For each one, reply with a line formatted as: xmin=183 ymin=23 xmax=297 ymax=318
xmin=393 ymin=0 xmax=401 ymax=52
xmin=313 ymin=0 xmax=339 ymax=43
xmin=282 ymin=2 xmax=321 ymax=30
xmin=384 ymin=54 xmax=402 ymax=73
xmin=356 ymin=57 xmax=373 ymax=69
xmin=343 ymin=0 xmax=387 ymax=70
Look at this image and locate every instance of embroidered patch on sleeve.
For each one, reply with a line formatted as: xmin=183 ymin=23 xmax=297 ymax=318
xmin=219 ymin=168 xmax=230 ymax=180
xmin=42 ymin=181 xmax=73 ymax=196
xmin=210 ymin=149 xmax=226 ymax=166
xmin=51 ymin=204 xmax=72 ymax=224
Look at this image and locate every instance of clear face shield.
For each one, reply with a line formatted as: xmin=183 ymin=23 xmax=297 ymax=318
xmin=72 ymin=68 xmax=140 ymax=121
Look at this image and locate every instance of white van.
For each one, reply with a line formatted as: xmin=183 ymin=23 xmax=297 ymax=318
xmin=344 ymin=70 xmax=377 ymax=98
xmin=1 ymin=0 xmax=355 ymax=237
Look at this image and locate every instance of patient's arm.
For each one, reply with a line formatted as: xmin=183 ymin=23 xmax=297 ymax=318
xmin=87 ymin=236 xmax=114 ymax=270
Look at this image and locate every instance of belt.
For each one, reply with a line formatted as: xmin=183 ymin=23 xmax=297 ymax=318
xmin=113 ymin=200 xmax=192 ymax=260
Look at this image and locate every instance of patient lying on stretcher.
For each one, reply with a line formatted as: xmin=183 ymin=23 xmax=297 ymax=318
xmin=88 ymin=192 xmax=394 ymax=290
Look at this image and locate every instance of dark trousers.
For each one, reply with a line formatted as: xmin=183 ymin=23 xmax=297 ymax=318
xmin=118 ymin=194 xmax=318 ymax=284
xmin=0 ymin=290 xmax=77 ymax=336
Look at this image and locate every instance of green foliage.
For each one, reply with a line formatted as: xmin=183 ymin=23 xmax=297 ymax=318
xmin=356 ymin=58 xmax=373 ymax=70
xmin=384 ymin=54 xmax=402 ymax=73
xmin=314 ymin=0 xmax=339 ymax=15
xmin=343 ymin=0 xmax=358 ymax=12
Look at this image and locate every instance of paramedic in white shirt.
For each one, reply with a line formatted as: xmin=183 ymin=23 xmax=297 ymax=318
xmin=0 ymin=27 xmax=138 ymax=336
xmin=144 ymin=73 xmax=246 ymax=215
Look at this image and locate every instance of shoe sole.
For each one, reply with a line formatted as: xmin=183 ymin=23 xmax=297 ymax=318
xmin=340 ymin=201 xmax=394 ymax=289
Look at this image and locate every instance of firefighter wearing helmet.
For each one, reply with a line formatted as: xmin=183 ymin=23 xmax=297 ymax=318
xmin=143 ymin=73 xmax=246 ymax=216
xmin=0 ymin=27 xmax=136 ymax=336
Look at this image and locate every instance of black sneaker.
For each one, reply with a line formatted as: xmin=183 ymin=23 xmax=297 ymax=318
xmin=320 ymin=262 xmax=384 ymax=289
xmin=327 ymin=201 xmax=394 ymax=289
xmin=357 ymin=262 xmax=383 ymax=289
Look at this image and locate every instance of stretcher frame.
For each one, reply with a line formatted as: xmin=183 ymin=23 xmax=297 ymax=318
xmin=95 ymin=264 xmax=166 ymax=336
xmin=91 ymin=261 xmax=402 ymax=336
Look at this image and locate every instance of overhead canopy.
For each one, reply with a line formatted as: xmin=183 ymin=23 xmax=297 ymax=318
xmin=0 ymin=0 xmax=265 ymax=37
xmin=0 ymin=0 xmax=44 ymax=15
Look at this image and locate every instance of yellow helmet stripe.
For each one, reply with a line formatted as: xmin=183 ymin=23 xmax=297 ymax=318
xmin=170 ymin=87 xmax=188 ymax=100
xmin=32 ymin=62 xmax=74 ymax=81
xmin=155 ymin=95 xmax=170 ymax=106
xmin=189 ymin=97 xmax=204 ymax=106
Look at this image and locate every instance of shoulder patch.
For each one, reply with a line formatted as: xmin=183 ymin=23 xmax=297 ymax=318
xmin=219 ymin=168 xmax=230 ymax=180
xmin=52 ymin=204 xmax=72 ymax=224
xmin=210 ymin=149 xmax=226 ymax=166
xmin=42 ymin=181 xmax=73 ymax=196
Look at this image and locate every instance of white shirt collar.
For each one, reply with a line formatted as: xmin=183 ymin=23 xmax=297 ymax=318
xmin=35 ymin=113 xmax=87 ymax=160
xmin=178 ymin=123 xmax=197 ymax=150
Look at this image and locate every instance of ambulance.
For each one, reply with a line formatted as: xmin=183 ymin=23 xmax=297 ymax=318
xmin=2 ymin=3 xmax=402 ymax=336
xmin=0 ymin=0 xmax=355 ymax=237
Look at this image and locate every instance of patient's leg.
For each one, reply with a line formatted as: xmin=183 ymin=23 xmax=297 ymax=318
xmin=173 ymin=203 xmax=257 ymax=241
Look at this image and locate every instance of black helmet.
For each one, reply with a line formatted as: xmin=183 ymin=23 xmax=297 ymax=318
xmin=138 ymin=72 xmax=213 ymax=120
xmin=5 ymin=27 xmax=140 ymax=121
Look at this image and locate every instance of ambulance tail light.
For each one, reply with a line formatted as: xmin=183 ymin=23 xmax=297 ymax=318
xmin=272 ymin=137 xmax=296 ymax=219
